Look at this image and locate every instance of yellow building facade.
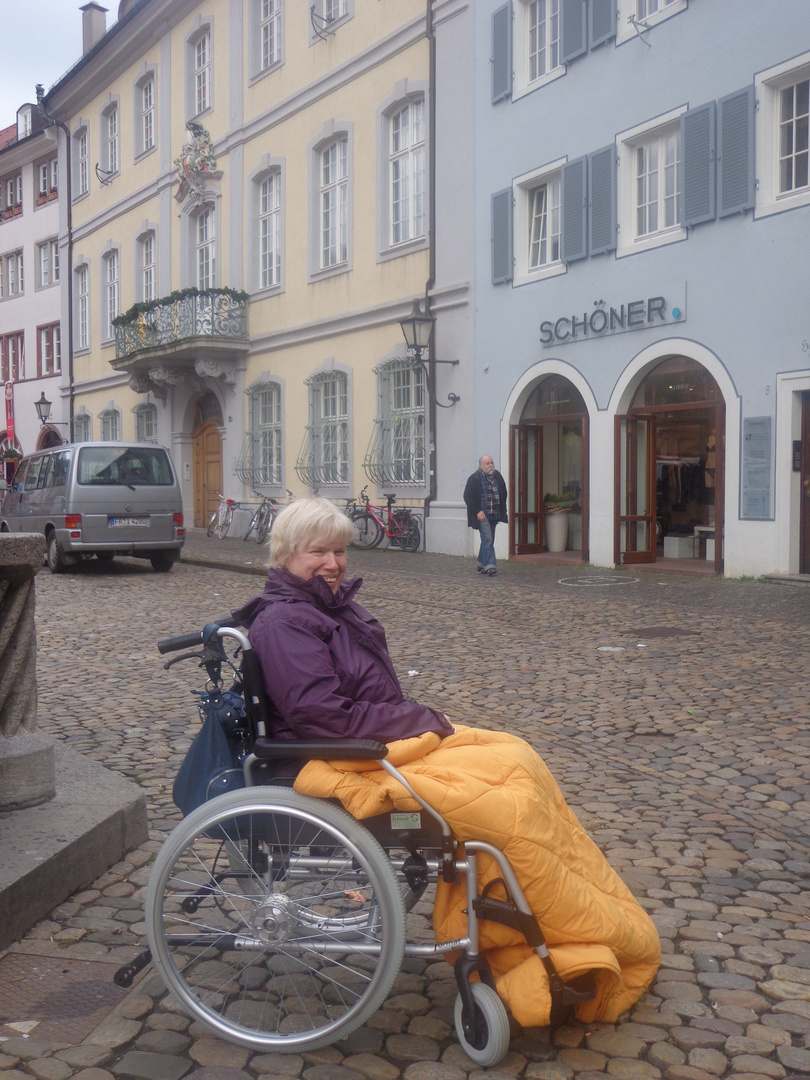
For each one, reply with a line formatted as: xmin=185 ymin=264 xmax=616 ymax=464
xmin=45 ymin=0 xmax=432 ymax=530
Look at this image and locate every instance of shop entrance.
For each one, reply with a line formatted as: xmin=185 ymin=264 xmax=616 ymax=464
xmin=801 ymin=392 xmax=810 ymax=574
xmin=615 ymin=358 xmax=724 ymax=572
xmin=192 ymin=392 xmax=223 ymax=529
xmin=510 ymin=375 xmax=589 ymax=559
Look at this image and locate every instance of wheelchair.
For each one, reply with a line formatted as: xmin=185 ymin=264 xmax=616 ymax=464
xmin=116 ymin=620 xmax=596 ymax=1067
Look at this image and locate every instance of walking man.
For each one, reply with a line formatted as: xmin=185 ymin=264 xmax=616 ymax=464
xmin=463 ymin=455 xmax=508 ymax=576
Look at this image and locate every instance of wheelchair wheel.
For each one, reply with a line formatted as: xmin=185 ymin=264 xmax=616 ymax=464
xmin=146 ymin=787 xmax=405 ymax=1052
xmin=453 ymin=982 xmax=511 ymax=1067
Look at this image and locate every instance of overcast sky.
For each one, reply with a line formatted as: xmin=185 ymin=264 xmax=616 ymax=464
xmin=1 ymin=0 xmax=114 ymax=131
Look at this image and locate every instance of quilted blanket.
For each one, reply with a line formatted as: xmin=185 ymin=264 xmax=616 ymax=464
xmin=294 ymin=725 xmax=660 ymax=1028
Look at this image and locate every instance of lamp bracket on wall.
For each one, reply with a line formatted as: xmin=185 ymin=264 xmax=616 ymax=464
xmin=627 ymin=14 xmax=652 ymax=47
xmin=310 ymin=5 xmax=337 ymax=41
xmin=95 ymin=163 xmax=115 ymax=186
xmin=409 ymin=352 xmax=461 ymax=410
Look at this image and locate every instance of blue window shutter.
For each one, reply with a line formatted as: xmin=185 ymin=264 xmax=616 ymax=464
xmin=492 ymin=188 xmax=513 ymax=284
xmin=718 ymin=85 xmax=755 ymax=217
xmin=589 ymin=145 xmax=616 ymax=255
xmin=590 ymin=0 xmax=616 ymax=48
xmin=561 ymin=0 xmax=587 ymax=63
xmin=681 ymin=101 xmax=716 ymax=226
xmin=492 ymin=3 xmax=512 ymax=104
xmin=561 ymin=156 xmax=588 ymax=262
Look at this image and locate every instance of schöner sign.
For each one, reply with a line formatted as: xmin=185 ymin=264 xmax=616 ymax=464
xmin=540 ymin=292 xmax=686 ymax=347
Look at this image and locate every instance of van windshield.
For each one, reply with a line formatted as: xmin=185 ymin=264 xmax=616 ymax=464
xmin=77 ymin=447 xmax=174 ymax=486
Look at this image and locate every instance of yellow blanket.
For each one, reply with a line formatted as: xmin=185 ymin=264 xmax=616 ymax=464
xmin=295 ymin=725 xmax=660 ymax=1028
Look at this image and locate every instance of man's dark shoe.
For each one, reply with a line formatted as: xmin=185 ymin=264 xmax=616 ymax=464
xmin=485 ymin=566 xmax=497 ymax=576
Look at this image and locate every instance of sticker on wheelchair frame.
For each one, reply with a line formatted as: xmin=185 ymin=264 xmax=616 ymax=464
xmin=391 ymin=812 xmax=422 ymax=829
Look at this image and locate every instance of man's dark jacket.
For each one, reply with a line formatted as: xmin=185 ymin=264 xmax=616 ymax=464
xmin=463 ymin=469 xmax=508 ymax=529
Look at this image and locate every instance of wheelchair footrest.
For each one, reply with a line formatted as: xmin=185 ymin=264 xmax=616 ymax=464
xmin=561 ymin=970 xmax=597 ymax=1004
xmin=472 ymin=893 xmax=544 ymax=949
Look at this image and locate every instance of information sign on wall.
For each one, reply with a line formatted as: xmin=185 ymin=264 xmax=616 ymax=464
xmin=741 ymin=416 xmax=772 ymax=520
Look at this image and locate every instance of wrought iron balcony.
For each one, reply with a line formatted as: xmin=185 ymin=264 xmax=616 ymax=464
xmin=113 ymin=288 xmax=248 ymax=366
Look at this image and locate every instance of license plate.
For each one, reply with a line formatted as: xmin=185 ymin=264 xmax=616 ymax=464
xmin=109 ymin=516 xmax=149 ymax=527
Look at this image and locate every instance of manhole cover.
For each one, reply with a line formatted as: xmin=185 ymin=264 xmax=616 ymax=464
xmin=0 ymin=952 xmax=130 ymax=1043
xmin=623 ymin=627 xmax=700 ymax=638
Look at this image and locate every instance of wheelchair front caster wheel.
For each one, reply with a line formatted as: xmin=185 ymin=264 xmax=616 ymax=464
xmin=454 ymin=982 xmax=511 ymax=1067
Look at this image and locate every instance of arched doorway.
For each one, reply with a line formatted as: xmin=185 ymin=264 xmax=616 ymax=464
xmin=192 ymin=391 xmax=224 ymax=529
xmin=509 ymin=374 xmax=589 ymax=559
xmin=615 ymin=357 xmax=724 ymax=572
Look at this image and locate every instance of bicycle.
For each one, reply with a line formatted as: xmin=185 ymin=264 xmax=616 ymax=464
xmin=350 ymin=489 xmax=421 ymax=553
xmin=206 ymin=492 xmax=240 ymax=539
xmin=243 ymin=490 xmax=294 ymax=544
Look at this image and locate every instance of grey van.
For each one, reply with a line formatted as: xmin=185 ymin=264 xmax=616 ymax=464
xmin=1 ymin=442 xmax=185 ymax=573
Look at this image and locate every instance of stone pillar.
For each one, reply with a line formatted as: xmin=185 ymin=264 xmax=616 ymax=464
xmin=0 ymin=534 xmax=55 ymax=810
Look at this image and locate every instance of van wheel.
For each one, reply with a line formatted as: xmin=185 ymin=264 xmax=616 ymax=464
xmin=47 ymin=533 xmax=72 ymax=574
xmin=150 ymin=552 xmax=176 ymax=573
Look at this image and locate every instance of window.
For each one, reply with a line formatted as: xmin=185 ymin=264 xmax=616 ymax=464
xmin=390 ymin=98 xmax=425 ymax=246
xmin=528 ymin=180 xmax=562 ymax=268
xmin=316 ymin=372 xmax=348 ymax=485
xmin=141 ymin=232 xmax=156 ymax=301
xmin=261 ymin=0 xmax=281 ymax=70
xmin=376 ymin=359 xmax=426 ymax=485
xmin=72 ymin=412 xmax=91 ymax=442
xmin=141 ymin=77 xmax=155 ymax=153
xmin=38 ymin=324 xmax=61 ymax=376
xmin=617 ymin=110 xmax=685 ymax=257
xmin=37 ymin=240 xmax=60 ymax=288
xmin=321 ymin=138 xmax=348 ymax=268
xmin=135 ymin=402 xmax=158 ymax=443
xmin=779 ymin=77 xmax=809 ymax=195
xmin=100 ymin=407 xmax=121 ymax=441
xmin=1 ymin=332 xmax=24 ymax=382
xmin=248 ymin=382 xmax=282 ymax=486
xmin=511 ymin=160 xmax=565 ymax=285
xmin=195 ymin=31 xmax=211 ymax=115
xmin=104 ymin=104 xmax=119 ymax=176
xmin=1 ymin=172 xmax=22 ymax=213
xmin=196 ymin=207 xmax=215 ymax=289
xmin=756 ymin=55 xmax=810 ymax=218
xmin=103 ymin=250 xmax=120 ymax=342
xmin=75 ymin=127 xmax=89 ymax=196
xmin=76 ymin=264 xmax=89 ymax=350
xmin=512 ymin=0 xmax=565 ymax=100
xmin=0 ymin=251 xmax=24 ymax=297
xmin=258 ymin=173 xmax=282 ymax=289
xmin=616 ymin=0 xmax=685 ymax=44
xmin=20 ymin=109 xmax=32 ymax=138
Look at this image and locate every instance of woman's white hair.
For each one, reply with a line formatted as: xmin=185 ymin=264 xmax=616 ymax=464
xmin=269 ymin=497 xmax=354 ymax=568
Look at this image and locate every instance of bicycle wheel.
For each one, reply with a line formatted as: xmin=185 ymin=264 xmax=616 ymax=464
xmin=256 ymin=507 xmax=274 ymax=544
xmin=217 ymin=507 xmax=233 ymax=540
xmin=146 ymin=787 xmax=405 ymax=1052
xmin=244 ymin=508 xmax=261 ymax=541
xmin=350 ymin=512 xmax=382 ymax=550
xmin=398 ymin=514 xmax=421 ymax=554
xmin=207 ymin=511 xmax=219 ymax=538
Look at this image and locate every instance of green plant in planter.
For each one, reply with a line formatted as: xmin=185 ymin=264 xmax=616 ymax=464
xmin=2 ymin=448 xmax=22 ymax=462
xmin=543 ymin=492 xmax=577 ymax=514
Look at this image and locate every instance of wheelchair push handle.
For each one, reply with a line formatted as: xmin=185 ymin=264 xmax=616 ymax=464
xmin=157 ymin=616 xmax=240 ymax=654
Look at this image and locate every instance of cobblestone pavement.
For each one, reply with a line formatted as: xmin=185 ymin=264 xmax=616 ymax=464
xmin=4 ymin=531 xmax=810 ymax=1080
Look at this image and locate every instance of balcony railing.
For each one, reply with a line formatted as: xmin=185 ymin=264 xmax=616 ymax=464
xmin=113 ymin=288 xmax=248 ymax=363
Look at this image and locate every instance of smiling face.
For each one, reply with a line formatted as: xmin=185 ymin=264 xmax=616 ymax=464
xmin=286 ymin=536 xmax=348 ymax=594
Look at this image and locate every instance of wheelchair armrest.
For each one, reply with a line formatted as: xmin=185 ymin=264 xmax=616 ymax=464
xmin=252 ymin=737 xmax=389 ymax=761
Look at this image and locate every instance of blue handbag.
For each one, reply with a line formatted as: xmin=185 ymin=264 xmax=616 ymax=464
xmin=172 ymin=687 xmax=248 ymax=817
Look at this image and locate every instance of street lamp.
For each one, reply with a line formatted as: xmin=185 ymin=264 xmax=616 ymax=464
xmin=34 ymin=392 xmax=53 ymax=425
xmin=398 ymin=300 xmax=459 ymax=409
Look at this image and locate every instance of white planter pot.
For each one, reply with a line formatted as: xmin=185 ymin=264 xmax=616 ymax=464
xmin=544 ymin=511 xmax=569 ymax=553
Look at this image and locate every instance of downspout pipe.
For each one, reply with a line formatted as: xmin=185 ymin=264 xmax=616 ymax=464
xmin=36 ymin=85 xmax=74 ymax=434
xmin=423 ymin=0 xmax=438 ymax=519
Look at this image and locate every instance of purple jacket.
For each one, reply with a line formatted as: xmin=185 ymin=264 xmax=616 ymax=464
xmin=232 ymin=569 xmax=452 ymax=744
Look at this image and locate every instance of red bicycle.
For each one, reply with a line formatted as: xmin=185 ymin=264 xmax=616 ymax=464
xmin=350 ymin=488 xmax=421 ymax=553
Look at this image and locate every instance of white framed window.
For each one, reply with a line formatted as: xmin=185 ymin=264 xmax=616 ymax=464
xmin=195 ymin=32 xmax=211 ymax=115
xmin=390 ymin=98 xmax=425 ymax=246
xmin=37 ymin=239 xmax=60 ymax=288
xmin=142 ymin=77 xmax=155 ymax=153
xmin=617 ymin=108 xmax=686 ymax=257
xmin=19 ymin=108 xmax=32 ymax=138
xmin=317 ymin=372 xmax=348 ymax=485
xmin=38 ymin=163 xmax=49 ymax=196
xmin=100 ymin=406 xmax=122 ymax=441
xmin=1 ymin=172 xmax=22 ymax=211
xmin=1 ymin=251 xmax=24 ymax=297
xmin=259 ymin=172 xmax=281 ymax=289
xmin=513 ymin=158 xmax=565 ymax=285
xmin=261 ymin=0 xmax=281 ymax=70
xmin=1 ymin=332 xmax=24 ymax=382
xmin=72 ymin=412 xmax=91 ymax=442
xmin=377 ymin=359 xmax=426 ymax=486
xmin=76 ymin=264 xmax=90 ymax=350
xmin=75 ymin=127 xmax=89 ymax=196
xmin=320 ymin=138 xmax=348 ymax=269
xmin=103 ymin=250 xmax=120 ymax=342
xmin=513 ymin=0 xmax=565 ymax=101
xmin=616 ymin=0 xmax=686 ymax=44
xmin=248 ymin=381 xmax=283 ymax=486
xmin=104 ymin=104 xmax=119 ymax=176
xmin=141 ymin=232 xmax=156 ymax=302
xmin=135 ymin=402 xmax=158 ymax=442
xmin=38 ymin=324 xmax=61 ymax=376
xmin=196 ymin=207 xmax=215 ymax=289
xmin=757 ymin=53 xmax=810 ymax=219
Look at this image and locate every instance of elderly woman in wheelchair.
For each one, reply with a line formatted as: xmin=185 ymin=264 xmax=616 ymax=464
xmin=136 ymin=499 xmax=660 ymax=1066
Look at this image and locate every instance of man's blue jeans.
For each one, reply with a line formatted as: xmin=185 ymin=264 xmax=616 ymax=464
xmin=477 ymin=516 xmax=499 ymax=569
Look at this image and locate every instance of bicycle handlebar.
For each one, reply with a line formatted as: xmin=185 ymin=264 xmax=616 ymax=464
xmin=157 ymin=617 xmax=240 ymax=654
